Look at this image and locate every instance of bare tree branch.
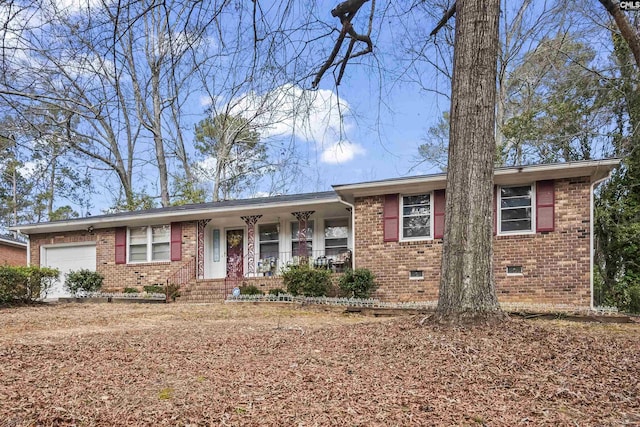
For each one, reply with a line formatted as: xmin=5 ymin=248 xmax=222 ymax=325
xmin=430 ymin=2 xmax=456 ymax=37
xmin=312 ymin=0 xmax=373 ymax=88
xmin=598 ymin=0 xmax=640 ymax=69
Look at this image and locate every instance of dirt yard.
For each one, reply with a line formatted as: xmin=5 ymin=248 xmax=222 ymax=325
xmin=0 ymin=303 xmax=638 ymax=426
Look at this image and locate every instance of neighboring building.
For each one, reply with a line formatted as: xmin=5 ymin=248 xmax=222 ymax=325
xmin=12 ymin=159 xmax=618 ymax=308
xmin=0 ymin=235 xmax=27 ymax=266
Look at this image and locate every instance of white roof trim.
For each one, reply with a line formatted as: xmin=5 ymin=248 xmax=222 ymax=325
xmin=0 ymin=237 xmax=27 ymax=248
xmin=11 ymin=196 xmax=343 ymax=235
xmin=11 ymin=159 xmax=620 ymax=235
xmin=333 ymin=159 xmax=620 ymax=198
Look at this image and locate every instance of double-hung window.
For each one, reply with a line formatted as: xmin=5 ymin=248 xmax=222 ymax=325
xmin=401 ymin=194 xmax=431 ymax=240
xmin=324 ymin=218 xmax=349 ymax=257
xmin=259 ymin=224 xmax=279 ymax=259
xmin=128 ymin=225 xmax=170 ymax=262
xmin=499 ymin=185 xmax=533 ymax=233
xmin=291 ymin=221 xmax=313 ymax=255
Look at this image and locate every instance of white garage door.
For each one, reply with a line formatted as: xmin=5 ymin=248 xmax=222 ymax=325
xmin=41 ymin=244 xmax=97 ymax=299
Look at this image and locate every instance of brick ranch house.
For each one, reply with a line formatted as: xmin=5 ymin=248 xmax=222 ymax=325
xmin=12 ymin=159 xmax=618 ymax=309
xmin=0 ymin=235 xmax=27 ymax=266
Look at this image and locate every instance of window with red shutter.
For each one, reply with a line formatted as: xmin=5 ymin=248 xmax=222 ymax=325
xmin=383 ymin=194 xmax=399 ymax=242
xmin=170 ymin=222 xmax=182 ymax=261
xmin=433 ymin=189 xmax=446 ymax=239
xmin=115 ymin=227 xmax=127 ymax=264
xmin=536 ymin=180 xmax=555 ymax=232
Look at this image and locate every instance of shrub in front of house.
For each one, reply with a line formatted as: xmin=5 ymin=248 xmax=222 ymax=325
xmin=123 ymin=287 xmax=139 ymax=294
xmin=338 ymin=268 xmax=378 ymax=299
xmin=0 ymin=265 xmax=59 ymax=303
xmin=268 ymin=288 xmax=287 ymax=295
xmin=143 ymin=285 xmax=164 ymax=294
xmin=282 ymin=264 xmax=332 ymax=297
xmin=64 ymin=269 xmax=104 ymax=295
xmin=239 ymin=285 xmax=263 ymax=295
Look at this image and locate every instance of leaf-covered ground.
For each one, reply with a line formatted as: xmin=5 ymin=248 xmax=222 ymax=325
xmin=0 ymin=303 xmax=638 ymax=426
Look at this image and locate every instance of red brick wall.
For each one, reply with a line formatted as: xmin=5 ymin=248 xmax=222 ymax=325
xmin=354 ymin=177 xmax=592 ymax=307
xmin=29 ymin=222 xmax=197 ymax=291
xmin=0 ymin=243 xmax=27 ymax=266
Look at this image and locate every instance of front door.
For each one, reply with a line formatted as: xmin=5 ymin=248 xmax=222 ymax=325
xmin=226 ymin=229 xmax=244 ymax=278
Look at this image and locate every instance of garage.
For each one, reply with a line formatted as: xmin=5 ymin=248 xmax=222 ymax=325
xmin=41 ymin=244 xmax=97 ymax=299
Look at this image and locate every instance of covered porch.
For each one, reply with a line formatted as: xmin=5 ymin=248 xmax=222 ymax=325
xmin=194 ymin=195 xmax=353 ymax=280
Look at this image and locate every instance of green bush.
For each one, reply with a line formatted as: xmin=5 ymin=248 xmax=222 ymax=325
xmin=282 ymin=264 xmax=331 ymax=297
xmin=64 ymin=269 xmax=104 ymax=295
xmin=143 ymin=285 xmax=164 ymax=294
xmin=0 ymin=266 xmax=59 ymax=303
xmin=627 ymin=284 xmax=640 ymax=314
xmin=239 ymin=285 xmax=263 ymax=295
xmin=123 ymin=287 xmax=139 ymax=294
xmin=338 ymin=268 xmax=378 ymax=299
xmin=268 ymin=288 xmax=287 ymax=295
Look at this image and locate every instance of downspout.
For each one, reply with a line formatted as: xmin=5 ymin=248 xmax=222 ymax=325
xmin=14 ymin=228 xmax=30 ymax=267
xmin=337 ymin=196 xmax=356 ymax=269
xmin=590 ymin=171 xmax=613 ymax=310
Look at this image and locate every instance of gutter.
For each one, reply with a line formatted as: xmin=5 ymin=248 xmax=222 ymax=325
xmin=10 ymin=196 xmax=342 ymax=235
xmin=590 ymin=170 xmax=614 ymax=310
xmin=336 ymin=196 xmax=356 ymax=269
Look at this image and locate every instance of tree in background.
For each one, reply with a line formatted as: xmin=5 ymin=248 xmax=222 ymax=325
xmin=594 ymin=24 xmax=640 ymax=313
xmin=194 ymin=114 xmax=268 ymax=202
xmin=500 ymin=36 xmax=607 ymax=165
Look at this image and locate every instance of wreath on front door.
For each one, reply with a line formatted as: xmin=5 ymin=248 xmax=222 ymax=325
xmin=228 ymin=233 xmax=242 ymax=248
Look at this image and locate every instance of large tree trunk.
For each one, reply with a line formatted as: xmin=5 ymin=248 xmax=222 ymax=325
xmin=152 ymin=72 xmax=170 ymax=207
xmin=437 ymin=0 xmax=503 ymax=321
xmin=599 ymin=0 xmax=640 ymax=69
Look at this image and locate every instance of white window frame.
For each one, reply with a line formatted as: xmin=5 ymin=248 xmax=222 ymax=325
xmin=497 ymin=183 xmax=536 ymax=236
xmin=258 ymin=223 xmax=280 ymax=259
xmin=127 ymin=225 xmax=171 ymax=263
xmin=409 ymin=270 xmax=424 ymax=280
xmin=323 ymin=217 xmax=350 ymax=256
xmin=506 ymin=265 xmax=524 ymax=276
xmin=400 ymin=192 xmax=434 ymax=242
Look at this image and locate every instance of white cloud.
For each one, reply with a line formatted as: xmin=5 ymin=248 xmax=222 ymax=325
xmin=320 ymin=141 xmax=366 ymax=164
xmin=200 ymin=95 xmax=213 ymax=108
xmin=193 ymin=157 xmax=217 ymax=182
xmin=19 ymin=160 xmax=46 ymax=179
xmin=250 ymin=191 xmax=271 ymax=198
xmin=219 ymin=84 xmax=364 ymax=164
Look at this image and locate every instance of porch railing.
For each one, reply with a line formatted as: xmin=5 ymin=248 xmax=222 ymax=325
xmin=254 ymin=249 xmax=352 ymax=277
xmin=167 ymin=257 xmax=196 ymax=291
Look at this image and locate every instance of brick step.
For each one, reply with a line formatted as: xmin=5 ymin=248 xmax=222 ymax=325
xmin=184 ymin=289 xmax=227 ymax=296
xmin=177 ymin=296 xmax=225 ymax=303
xmin=186 ymin=284 xmax=227 ymax=291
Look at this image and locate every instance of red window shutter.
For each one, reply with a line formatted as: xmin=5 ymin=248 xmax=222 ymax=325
xmin=536 ymin=180 xmax=555 ymax=232
xmin=433 ymin=189 xmax=446 ymax=239
xmin=383 ymin=194 xmax=399 ymax=242
xmin=493 ymin=186 xmax=497 ymax=235
xmin=115 ymin=227 xmax=127 ymax=264
xmin=170 ymin=222 xmax=182 ymax=261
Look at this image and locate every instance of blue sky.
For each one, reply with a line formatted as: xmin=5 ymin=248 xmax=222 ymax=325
xmin=10 ymin=0 xmax=617 ymax=215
